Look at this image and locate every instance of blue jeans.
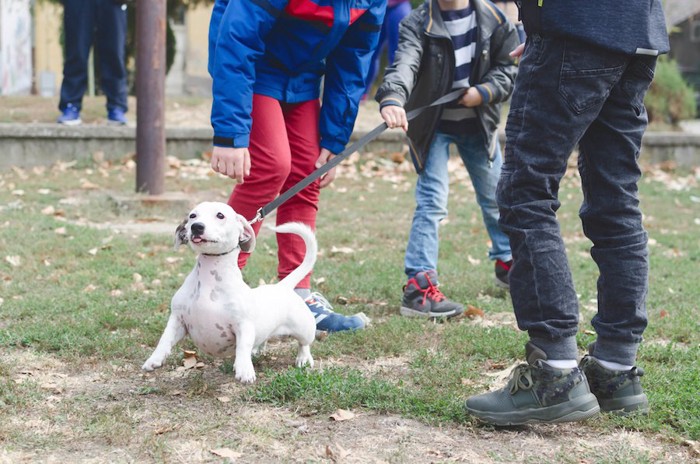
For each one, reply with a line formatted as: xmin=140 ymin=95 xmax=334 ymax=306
xmin=497 ymin=35 xmax=656 ymax=365
xmin=59 ymin=0 xmax=128 ymax=113
xmin=405 ymin=131 xmax=512 ymax=280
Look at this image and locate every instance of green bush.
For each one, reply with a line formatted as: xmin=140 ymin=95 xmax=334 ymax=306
xmin=645 ymin=56 xmax=697 ymax=124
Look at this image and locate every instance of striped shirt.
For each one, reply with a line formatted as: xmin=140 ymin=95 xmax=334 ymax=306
xmin=438 ymin=5 xmax=479 ymax=134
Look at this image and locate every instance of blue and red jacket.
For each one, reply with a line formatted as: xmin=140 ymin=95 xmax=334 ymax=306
xmin=208 ymin=0 xmax=386 ymax=155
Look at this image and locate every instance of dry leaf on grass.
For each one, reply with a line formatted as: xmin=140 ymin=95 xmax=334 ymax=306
xmin=683 ymin=440 xmax=700 ymax=457
xmin=5 ymin=256 xmax=21 ymax=267
xmin=464 ymin=305 xmax=485 ymax=319
xmin=330 ymin=246 xmax=355 ymax=255
xmin=325 ymin=443 xmax=350 ymax=462
xmin=210 ymin=448 xmax=242 ymax=460
xmin=330 ymin=409 xmax=355 ymax=421
xmin=182 ymin=350 xmax=198 ymax=369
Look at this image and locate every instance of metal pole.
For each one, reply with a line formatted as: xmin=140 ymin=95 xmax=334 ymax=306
xmin=135 ymin=0 xmax=166 ymax=195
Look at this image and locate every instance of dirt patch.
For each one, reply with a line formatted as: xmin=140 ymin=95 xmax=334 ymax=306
xmin=1 ymin=350 xmax=696 ymax=463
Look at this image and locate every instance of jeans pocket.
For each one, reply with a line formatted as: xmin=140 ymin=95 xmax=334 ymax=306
xmin=558 ymin=41 xmax=626 ymax=115
xmin=620 ymin=57 xmax=656 ymax=116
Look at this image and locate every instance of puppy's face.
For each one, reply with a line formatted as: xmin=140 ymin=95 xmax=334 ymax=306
xmin=175 ymin=202 xmax=255 ymax=254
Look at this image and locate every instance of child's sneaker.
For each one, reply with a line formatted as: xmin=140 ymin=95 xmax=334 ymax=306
xmin=465 ymin=342 xmax=600 ymax=426
xmin=107 ymin=107 xmax=128 ymax=125
xmin=579 ymin=344 xmax=649 ymax=415
xmin=57 ymin=104 xmax=82 ymax=125
xmin=400 ymin=270 xmax=463 ymax=319
xmin=305 ymin=292 xmax=369 ymax=333
xmin=494 ymin=259 xmax=512 ymax=289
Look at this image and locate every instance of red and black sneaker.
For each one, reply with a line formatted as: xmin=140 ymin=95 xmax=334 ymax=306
xmin=400 ymin=270 xmax=463 ymax=319
xmin=494 ymin=259 xmax=512 ymax=289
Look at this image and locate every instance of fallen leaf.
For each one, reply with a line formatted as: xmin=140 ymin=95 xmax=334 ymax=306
xmin=464 ymin=305 xmax=485 ymax=319
xmin=210 ymin=448 xmax=242 ymax=460
xmin=182 ymin=350 xmax=198 ymax=369
xmin=659 ymin=309 xmax=669 ymax=318
xmin=54 ymin=227 xmax=67 ymax=235
xmin=154 ymin=424 xmax=179 ymax=435
xmin=330 ymin=409 xmax=355 ymax=421
xmin=325 ymin=443 xmax=350 ymax=462
xmin=467 ymin=255 xmax=481 ymax=266
xmin=5 ymin=256 xmax=21 ymax=267
xmin=330 ymin=246 xmax=355 ymax=255
xmin=217 ymin=396 xmax=231 ymax=403
xmin=683 ymin=440 xmax=700 ymax=457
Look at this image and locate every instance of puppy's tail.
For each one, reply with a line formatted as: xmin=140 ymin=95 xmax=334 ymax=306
xmin=269 ymin=222 xmax=317 ymax=290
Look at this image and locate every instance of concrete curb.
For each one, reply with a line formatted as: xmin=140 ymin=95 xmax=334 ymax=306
xmin=1 ymin=123 xmax=698 ymax=169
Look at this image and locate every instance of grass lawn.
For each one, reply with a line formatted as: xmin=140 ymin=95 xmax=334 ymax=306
xmin=0 ymin=143 xmax=698 ymax=462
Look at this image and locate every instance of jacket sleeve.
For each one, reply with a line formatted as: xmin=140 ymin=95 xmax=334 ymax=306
xmin=374 ymin=11 xmax=423 ymax=109
xmin=474 ymin=18 xmax=520 ymax=105
xmin=319 ymin=0 xmax=386 ymax=155
xmin=208 ymin=0 xmax=288 ymax=148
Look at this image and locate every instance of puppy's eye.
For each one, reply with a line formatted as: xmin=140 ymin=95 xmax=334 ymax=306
xmin=189 ymin=213 xmax=196 ymax=219
xmin=216 ymin=212 xmax=225 ymax=220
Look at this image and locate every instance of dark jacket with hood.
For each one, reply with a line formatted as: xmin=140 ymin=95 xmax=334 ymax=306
xmin=375 ymin=0 xmax=520 ymax=173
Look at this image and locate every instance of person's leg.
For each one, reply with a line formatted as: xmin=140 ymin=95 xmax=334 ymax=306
xmin=227 ymin=94 xmax=292 ymax=270
xmin=404 ymin=132 xmax=451 ymax=278
xmin=275 ymin=99 xmax=322 ymax=288
xmin=401 ymin=133 xmax=463 ymax=318
xmin=496 ymin=36 xmax=629 ymax=360
xmin=466 ymin=36 xmax=631 ymax=424
xmin=279 ymin=99 xmax=369 ymax=332
xmin=455 ymin=134 xmax=511 ymax=263
xmin=577 ymin=55 xmax=655 ymax=377
xmin=363 ymin=19 xmax=388 ymax=98
xmin=95 ymin=0 xmax=128 ymax=113
xmin=386 ymin=1 xmax=412 ymax=65
xmin=58 ymin=0 xmax=96 ymax=112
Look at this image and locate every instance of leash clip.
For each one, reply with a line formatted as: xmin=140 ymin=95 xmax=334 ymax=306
xmin=248 ymin=209 xmax=263 ymax=225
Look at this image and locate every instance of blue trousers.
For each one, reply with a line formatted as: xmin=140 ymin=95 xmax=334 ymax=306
xmin=363 ymin=0 xmax=412 ymax=97
xmin=58 ymin=0 xmax=128 ymax=113
xmin=497 ymin=35 xmax=657 ymax=365
xmin=405 ymin=131 xmax=512 ymax=280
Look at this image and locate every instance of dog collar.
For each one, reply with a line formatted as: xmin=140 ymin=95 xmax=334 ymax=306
xmin=201 ymin=245 xmax=239 ymax=257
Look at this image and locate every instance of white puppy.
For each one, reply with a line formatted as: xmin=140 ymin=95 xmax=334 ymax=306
xmin=142 ymin=201 xmax=316 ymax=383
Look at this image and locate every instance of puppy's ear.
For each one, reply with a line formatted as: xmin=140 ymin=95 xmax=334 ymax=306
xmin=237 ymin=214 xmax=256 ymax=253
xmin=174 ymin=216 xmax=189 ymax=249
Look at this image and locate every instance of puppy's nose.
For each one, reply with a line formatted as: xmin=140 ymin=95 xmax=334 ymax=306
xmin=190 ymin=222 xmax=205 ymax=236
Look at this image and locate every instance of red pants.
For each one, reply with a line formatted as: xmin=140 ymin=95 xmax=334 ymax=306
xmin=228 ymin=94 xmax=321 ymax=289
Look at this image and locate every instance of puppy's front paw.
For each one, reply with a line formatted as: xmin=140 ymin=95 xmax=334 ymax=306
xmin=142 ymin=354 xmax=166 ymax=372
xmin=234 ymin=361 xmax=257 ymax=384
xmin=296 ymin=345 xmax=314 ymax=368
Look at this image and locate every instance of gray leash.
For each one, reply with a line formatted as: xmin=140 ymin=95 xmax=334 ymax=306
xmin=249 ymin=88 xmax=464 ymax=224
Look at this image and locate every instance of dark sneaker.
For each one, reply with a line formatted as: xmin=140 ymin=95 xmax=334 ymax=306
xmin=400 ymin=270 xmax=463 ymax=319
xmin=107 ymin=108 xmax=128 ymax=126
xmin=57 ymin=104 xmax=82 ymax=125
xmin=465 ymin=342 xmax=600 ymax=426
xmin=494 ymin=259 xmax=512 ymax=289
xmin=579 ymin=344 xmax=649 ymax=415
xmin=305 ymin=292 xmax=369 ymax=333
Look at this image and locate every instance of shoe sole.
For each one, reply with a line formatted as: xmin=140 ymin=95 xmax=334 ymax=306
xmin=58 ymin=119 xmax=82 ymax=126
xmin=466 ymin=393 xmax=600 ymax=426
xmin=599 ymin=393 xmax=649 ymax=416
xmin=493 ymin=277 xmax=509 ymax=290
xmin=400 ymin=306 xmax=462 ymax=319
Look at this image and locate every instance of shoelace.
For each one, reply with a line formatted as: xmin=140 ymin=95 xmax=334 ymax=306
xmin=507 ymin=364 xmax=534 ymax=394
xmin=308 ymin=292 xmax=335 ymax=314
xmin=420 ymin=275 xmax=446 ymax=304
